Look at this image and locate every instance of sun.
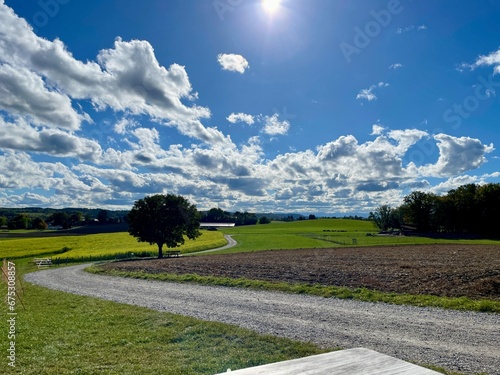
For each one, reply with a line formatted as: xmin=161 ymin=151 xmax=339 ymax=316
xmin=262 ymin=0 xmax=281 ymax=14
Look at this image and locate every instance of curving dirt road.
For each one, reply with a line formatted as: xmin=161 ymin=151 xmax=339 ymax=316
xmin=25 ymin=265 xmax=500 ymax=375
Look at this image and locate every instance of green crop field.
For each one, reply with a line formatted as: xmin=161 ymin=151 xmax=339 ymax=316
xmin=218 ymin=218 xmax=500 ymax=253
xmin=0 ymin=230 xmax=227 ymax=260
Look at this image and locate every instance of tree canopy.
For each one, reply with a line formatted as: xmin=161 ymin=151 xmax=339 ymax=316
xmin=128 ymin=194 xmax=201 ymax=258
xmin=258 ymin=216 xmax=271 ymax=224
xmin=368 ymin=205 xmax=395 ymax=231
xmin=370 ymin=183 xmax=500 ymax=237
xmin=200 ymin=208 xmax=258 ymax=226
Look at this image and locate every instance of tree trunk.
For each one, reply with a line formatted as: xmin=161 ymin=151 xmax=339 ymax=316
xmin=158 ymin=243 xmax=163 ymax=259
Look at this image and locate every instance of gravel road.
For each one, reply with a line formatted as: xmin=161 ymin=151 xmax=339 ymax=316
xmin=25 ymin=264 xmax=499 ymax=374
xmin=186 ymin=234 xmax=237 ymax=255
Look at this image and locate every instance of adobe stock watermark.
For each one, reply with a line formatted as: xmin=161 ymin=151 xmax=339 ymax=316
xmin=272 ymin=106 xmax=297 ymax=122
xmin=406 ymin=128 xmax=443 ymax=166
xmin=86 ymin=117 xmax=115 ymax=145
xmin=3 ymin=260 xmax=17 ymax=368
xmin=340 ymin=0 xmax=404 ymax=64
xmin=406 ymin=73 xmax=499 ymax=165
xmin=213 ymin=0 xmax=244 ymax=21
xmin=442 ymin=73 xmax=499 ymax=130
xmin=31 ymin=0 xmax=71 ymax=32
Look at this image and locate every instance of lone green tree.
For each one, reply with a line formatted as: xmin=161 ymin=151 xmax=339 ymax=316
xmin=128 ymin=194 xmax=201 ymax=258
xmin=258 ymin=216 xmax=271 ymax=224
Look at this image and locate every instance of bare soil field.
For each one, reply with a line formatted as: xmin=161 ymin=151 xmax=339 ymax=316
xmin=102 ymin=244 xmax=500 ymax=300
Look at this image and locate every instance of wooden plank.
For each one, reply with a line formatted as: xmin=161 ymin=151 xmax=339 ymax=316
xmin=215 ymin=348 xmax=441 ymax=375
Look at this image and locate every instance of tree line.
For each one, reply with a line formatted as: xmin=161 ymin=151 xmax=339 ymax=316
xmin=201 ymin=208 xmax=259 ymax=226
xmin=0 ymin=208 xmax=127 ymax=230
xmin=369 ymin=183 xmax=500 ymax=237
xmin=201 ymin=208 xmax=274 ymax=225
xmin=201 ymin=208 xmax=320 ymax=225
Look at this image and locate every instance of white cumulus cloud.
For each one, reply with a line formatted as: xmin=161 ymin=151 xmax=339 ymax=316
xmin=0 ymin=118 xmax=102 ymax=161
xmin=461 ymin=47 xmax=500 ymax=74
xmin=0 ymin=64 xmax=87 ymax=130
xmin=227 ymin=112 xmax=255 ymax=125
xmin=0 ymin=3 xmax=228 ymax=145
xmin=418 ymin=134 xmax=494 ymax=177
xmin=217 ymin=53 xmax=250 ymax=73
xmin=356 ymin=82 xmax=389 ymax=102
xmin=262 ymin=114 xmax=290 ymax=135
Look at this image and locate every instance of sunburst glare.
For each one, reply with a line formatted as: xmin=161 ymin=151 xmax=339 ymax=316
xmin=262 ymin=0 xmax=281 ymax=14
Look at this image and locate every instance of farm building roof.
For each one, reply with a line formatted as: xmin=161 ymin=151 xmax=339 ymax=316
xmin=200 ymin=222 xmax=235 ymax=227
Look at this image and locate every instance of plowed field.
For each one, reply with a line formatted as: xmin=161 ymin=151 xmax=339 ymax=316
xmin=102 ymin=244 xmax=500 ymax=300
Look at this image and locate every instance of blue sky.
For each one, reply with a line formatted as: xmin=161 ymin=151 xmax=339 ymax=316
xmin=1 ymin=0 xmax=500 ymax=215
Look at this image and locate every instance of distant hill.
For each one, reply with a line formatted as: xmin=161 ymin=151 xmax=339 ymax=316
xmin=257 ymin=213 xmax=368 ymax=221
xmin=0 ymin=207 xmax=130 ymax=222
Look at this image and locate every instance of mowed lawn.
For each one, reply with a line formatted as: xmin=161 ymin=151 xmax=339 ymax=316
xmin=218 ymin=218 xmax=500 ymax=253
xmin=0 ymin=230 xmax=227 ymax=259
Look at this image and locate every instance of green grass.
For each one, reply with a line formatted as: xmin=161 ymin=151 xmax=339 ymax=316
xmin=0 ymin=230 xmax=227 ymax=260
xmin=87 ymin=267 xmax=500 ymax=314
xmin=218 ymin=219 xmax=500 ymax=254
xmin=1 ymin=261 xmax=328 ymax=374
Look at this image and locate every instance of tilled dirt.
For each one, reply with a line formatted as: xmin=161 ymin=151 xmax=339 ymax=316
xmin=102 ymin=244 xmax=500 ymax=300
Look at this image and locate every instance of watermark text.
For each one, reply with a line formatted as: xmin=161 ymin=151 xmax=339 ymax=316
xmin=4 ymin=261 xmax=17 ymax=368
xmin=340 ymin=0 xmax=404 ymax=63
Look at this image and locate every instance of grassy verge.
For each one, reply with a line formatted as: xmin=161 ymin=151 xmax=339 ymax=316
xmin=1 ymin=262 xmax=328 ymax=374
xmin=420 ymin=364 xmax=488 ymax=375
xmin=87 ymin=266 xmax=500 ymax=314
